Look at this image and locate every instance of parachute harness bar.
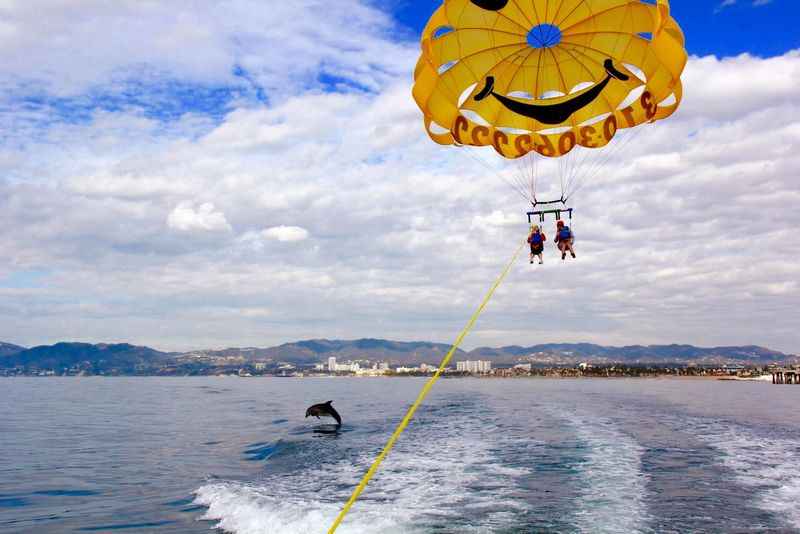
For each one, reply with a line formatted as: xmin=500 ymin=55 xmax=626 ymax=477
xmin=528 ymin=196 xmax=572 ymax=224
xmin=327 ymin=239 xmax=527 ymax=534
xmin=532 ymin=195 xmax=566 ymax=207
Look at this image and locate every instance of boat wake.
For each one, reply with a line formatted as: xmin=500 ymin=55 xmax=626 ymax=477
xmin=195 ymin=395 xmax=533 ymax=533
xmin=561 ymin=410 xmax=651 ymax=534
xmin=705 ymin=424 xmax=800 ymax=529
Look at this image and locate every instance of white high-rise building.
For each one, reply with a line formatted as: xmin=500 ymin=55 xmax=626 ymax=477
xmin=456 ymin=360 xmax=492 ymax=374
xmin=334 ymin=361 xmax=360 ymax=373
xmin=328 ymin=357 xmax=337 ymax=372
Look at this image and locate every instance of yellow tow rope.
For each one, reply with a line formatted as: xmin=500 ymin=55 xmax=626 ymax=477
xmin=327 ymin=239 xmax=527 ymax=533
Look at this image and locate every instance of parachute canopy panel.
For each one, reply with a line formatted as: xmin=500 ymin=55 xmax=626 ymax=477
xmin=413 ymin=0 xmax=687 ymax=159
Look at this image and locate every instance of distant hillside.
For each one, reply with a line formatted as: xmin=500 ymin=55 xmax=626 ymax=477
xmin=467 ymin=343 xmax=793 ymax=365
xmin=1 ymin=339 xmax=795 ymax=375
xmin=3 ymin=343 xmax=171 ymax=373
xmin=184 ymin=340 xmax=795 ymax=366
xmin=188 ymin=339 xmax=464 ymax=365
xmin=0 ymin=342 xmax=25 ymax=357
xmin=271 ymin=339 xmax=462 ymax=364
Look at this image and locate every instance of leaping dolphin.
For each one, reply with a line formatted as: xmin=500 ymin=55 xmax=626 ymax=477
xmin=305 ymin=400 xmax=342 ymax=427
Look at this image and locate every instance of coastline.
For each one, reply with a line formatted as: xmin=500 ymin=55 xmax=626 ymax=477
xmin=0 ymin=374 xmax=777 ymax=381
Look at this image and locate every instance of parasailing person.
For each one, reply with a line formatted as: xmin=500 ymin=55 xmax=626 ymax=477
xmin=554 ymin=220 xmax=576 ymax=260
xmin=528 ymin=224 xmax=547 ymax=264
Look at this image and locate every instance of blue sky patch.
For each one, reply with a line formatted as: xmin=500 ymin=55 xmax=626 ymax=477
xmin=0 ymin=76 xmax=262 ymax=147
xmin=389 ymin=0 xmax=797 ymax=58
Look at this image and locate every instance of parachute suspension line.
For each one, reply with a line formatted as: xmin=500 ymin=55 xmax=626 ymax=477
xmin=461 ymin=147 xmax=510 ymax=197
xmin=460 ymin=146 xmax=532 ymax=204
xmin=521 ymin=150 xmax=545 ymax=208
xmin=506 ymin=162 xmax=535 ymax=204
xmin=509 ymin=149 xmax=534 ymax=206
xmin=570 ymin=132 xmax=631 ymax=197
xmin=586 ymin=126 xmax=645 ymax=186
xmin=526 ymin=155 xmax=536 ymax=204
xmin=511 ymin=160 xmax=530 ymax=205
xmin=502 ymin=152 xmax=533 ymax=204
xmin=562 ymin=152 xmax=574 ymax=202
xmin=566 ymin=126 xmax=646 ymax=202
xmin=327 ymin=238 xmax=528 ymax=534
xmin=562 ymin=142 xmax=594 ymax=201
xmin=564 ymin=141 xmax=582 ymax=198
xmin=517 ymin=154 xmax=534 ymax=208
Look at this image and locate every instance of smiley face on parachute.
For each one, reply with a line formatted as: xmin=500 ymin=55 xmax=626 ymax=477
xmin=413 ymin=0 xmax=687 ymax=157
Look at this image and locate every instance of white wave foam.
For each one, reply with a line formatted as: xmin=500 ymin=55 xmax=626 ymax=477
xmin=195 ymin=401 xmax=533 ymax=533
xmin=563 ymin=412 xmax=651 ymax=534
xmin=195 ymin=482 xmax=417 ymax=534
xmin=708 ymin=426 xmax=800 ymax=529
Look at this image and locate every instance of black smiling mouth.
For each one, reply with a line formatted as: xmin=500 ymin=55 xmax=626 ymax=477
xmin=470 ymin=0 xmax=509 ymax=10
xmin=474 ymin=59 xmax=630 ymax=125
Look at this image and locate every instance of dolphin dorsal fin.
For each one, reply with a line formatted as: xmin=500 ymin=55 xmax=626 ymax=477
xmin=326 ymin=400 xmax=333 ymax=405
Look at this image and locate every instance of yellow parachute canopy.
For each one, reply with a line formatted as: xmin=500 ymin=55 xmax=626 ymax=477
xmin=413 ymin=0 xmax=687 ymax=159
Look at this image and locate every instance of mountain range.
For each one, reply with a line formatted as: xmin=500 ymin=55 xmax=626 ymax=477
xmin=181 ymin=339 xmax=460 ymax=365
xmin=0 ymin=342 xmax=25 ymax=357
xmin=1 ymin=343 xmax=172 ymax=373
xmin=1 ymin=339 xmax=797 ymax=373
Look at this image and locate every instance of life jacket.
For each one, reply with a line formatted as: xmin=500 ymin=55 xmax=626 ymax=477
xmin=531 ymin=232 xmax=543 ymax=245
xmin=558 ymin=227 xmax=572 ymax=240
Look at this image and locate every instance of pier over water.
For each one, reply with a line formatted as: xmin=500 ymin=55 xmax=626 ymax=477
xmin=771 ymin=369 xmax=799 ymax=384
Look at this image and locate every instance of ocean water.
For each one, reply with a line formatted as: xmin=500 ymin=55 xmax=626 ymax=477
xmin=1 ymin=377 xmax=798 ymax=533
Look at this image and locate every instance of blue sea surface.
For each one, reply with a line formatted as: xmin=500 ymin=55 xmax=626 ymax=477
xmin=0 ymin=377 xmax=798 ymax=533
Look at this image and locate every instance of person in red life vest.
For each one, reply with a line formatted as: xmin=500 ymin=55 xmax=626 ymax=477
xmin=554 ymin=220 xmax=576 ymax=260
xmin=527 ymin=224 xmax=547 ymax=264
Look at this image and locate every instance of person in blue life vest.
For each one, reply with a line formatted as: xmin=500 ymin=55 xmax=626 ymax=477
xmin=527 ymin=224 xmax=547 ymax=264
xmin=554 ymin=220 xmax=576 ymax=260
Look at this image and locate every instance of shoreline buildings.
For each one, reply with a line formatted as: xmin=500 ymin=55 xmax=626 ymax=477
xmin=456 ymin=360 xmax=492 ymax=374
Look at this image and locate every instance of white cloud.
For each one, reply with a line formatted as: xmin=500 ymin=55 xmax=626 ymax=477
xmin=167 ymin=202 xmax=232 ymax=233
xmin=472 ymin=210 xmax=519 ymax=229
xmin=0 ymin=0 xmax=414 ymax=99
xmin=262 ymin=226 xmax=310 ymax=242
xmin=0 ymin=1 xmax=798 ymax=353
xmin=716 ymin=0 xmax=772 ymax=11
xmin=681 ymin=51 xmax=800 ymax=120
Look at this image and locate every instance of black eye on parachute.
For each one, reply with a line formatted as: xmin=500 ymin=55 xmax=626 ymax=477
xmin=470 ymin=0 xmax=509 ymax=10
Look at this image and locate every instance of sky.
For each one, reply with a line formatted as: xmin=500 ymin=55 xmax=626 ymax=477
xmin=391 ymin=0 xmax=797 ymax=57
xmin=1 ymin=0 xmax=798 ymax=353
